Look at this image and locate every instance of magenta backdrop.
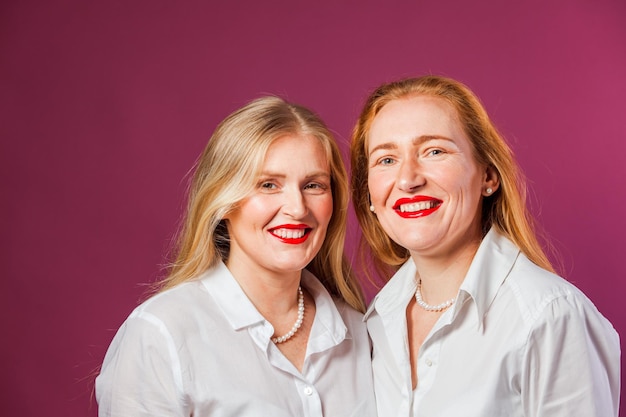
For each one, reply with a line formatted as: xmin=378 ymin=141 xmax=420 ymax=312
xmin=2 ymin=1 xmax=624 ymax=415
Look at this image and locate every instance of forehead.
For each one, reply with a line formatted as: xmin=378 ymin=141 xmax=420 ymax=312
xmin=368 ymin=95 xmax=466 ymax=147
xmin=263 ymin=133 xmax=330 ymax=169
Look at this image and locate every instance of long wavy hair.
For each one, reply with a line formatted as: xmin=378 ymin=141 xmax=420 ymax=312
xmin=156 ymin=96 xmax=365 ymax=312
xmin=350 ymin=75 xmax=555 ymax=282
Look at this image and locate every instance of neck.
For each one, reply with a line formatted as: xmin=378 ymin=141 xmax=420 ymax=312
xmin=225 ymin=259 xmax=303 ymax=316
xmin=410 ymin=237 xmax=481 ymax=303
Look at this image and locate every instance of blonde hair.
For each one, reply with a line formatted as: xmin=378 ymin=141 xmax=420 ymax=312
xmin=350 ymin=75 xmax=555 ymax=282
xmin=158 ymin=96 xmax=366 ymax=312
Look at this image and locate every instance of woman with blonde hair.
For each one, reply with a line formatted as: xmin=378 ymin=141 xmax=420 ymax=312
xmin=97 ymin=96 xmax=376 ymax=416
xmin=351 ymin=75 xmax=619 ymax=416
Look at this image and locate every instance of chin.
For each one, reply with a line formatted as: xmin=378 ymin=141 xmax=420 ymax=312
xmin=394 ymin=235 xmax=437 ymax=253
xmin=269 ymin=259 xmax=312 ymax=274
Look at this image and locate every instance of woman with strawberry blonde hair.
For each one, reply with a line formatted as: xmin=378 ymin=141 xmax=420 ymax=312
xmin=351 ymin=75 xmax=619 ymax=416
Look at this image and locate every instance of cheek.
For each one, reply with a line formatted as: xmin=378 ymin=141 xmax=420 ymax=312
xmin=242 ymin=197 xmax=265 ymax=213
xmin=236 ymin=196 xmax=274 ymax=223
xmin=367 ymin=172 xmax=391 ymax=203
xmin=463 ymin=168 xmax=485 ymax=194
xmin=314 ymin=196 xmax=334 ymax=226
xmin=441 ymin=163 xmax=480 ymax=192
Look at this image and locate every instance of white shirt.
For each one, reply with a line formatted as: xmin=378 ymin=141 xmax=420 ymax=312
xmin=365 ymin=229 xmax=620 ymax=417
xmin=96 ymin=262 xmax=376 ymax=417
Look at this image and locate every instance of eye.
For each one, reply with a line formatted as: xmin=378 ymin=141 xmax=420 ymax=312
xmin=304 ymin=181 xmax=329 ymax=194
xmin=259 ymin=181 xmax=278 ymax=191
xmin=378 ymin=157 xmax=395 ymax=166
xmin=426 ymin=148 xmax=444 ymax=157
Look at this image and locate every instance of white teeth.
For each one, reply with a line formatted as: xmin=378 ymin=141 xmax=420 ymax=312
xmin=399 ymin=201 xmax=437 ymax=213
xmin=273 ymin=228 xmax=306 ymax=239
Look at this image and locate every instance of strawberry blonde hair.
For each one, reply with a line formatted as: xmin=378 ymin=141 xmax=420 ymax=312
xmin=350 ymin=75 xmax=555 ymax=282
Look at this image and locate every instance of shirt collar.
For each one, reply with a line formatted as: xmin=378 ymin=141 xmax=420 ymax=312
xmin=363 ymin=228 xmax=520 ymax=329
xmin=364 ymin=260 xmax=417 ymax=321
xmin=199 ymin=261 xmax=266 ymax=331
xmin=199 ymin=262 xmax=349 ymax=345
xmin=454 ymin=228 xmax=520 ymax=328
xmin=302 ymin=269 xmax=350 ymax=352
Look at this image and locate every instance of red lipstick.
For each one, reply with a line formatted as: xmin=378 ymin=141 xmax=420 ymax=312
xmin=393 ymin=196 xmax=442 ymax=218
xmin=268 ymin=224 xmax=311 ymax=244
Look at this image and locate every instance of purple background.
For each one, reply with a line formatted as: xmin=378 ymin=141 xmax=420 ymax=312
xmin=2 ymin=1 xmax=624 ymax=415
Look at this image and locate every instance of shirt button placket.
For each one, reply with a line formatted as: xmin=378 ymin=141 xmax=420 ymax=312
xmin=296 ymin=380 xmax=322 ymax=416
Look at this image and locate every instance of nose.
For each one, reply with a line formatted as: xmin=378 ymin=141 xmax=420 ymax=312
xmin=397 ymin=157 xmax=425 ymax=192
xmin=282 ymin=188 xmax=308 ymax=219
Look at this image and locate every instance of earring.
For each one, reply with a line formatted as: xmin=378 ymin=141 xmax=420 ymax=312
xmin=486 ymin=188 xmax=493 ymax=195
xmin=369 ymin=205 xmax=375 ymax=212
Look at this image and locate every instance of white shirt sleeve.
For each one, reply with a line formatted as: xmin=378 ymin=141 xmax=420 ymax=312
xmin=521 ymin=294 xmax=620 ymax=417
xmin=96 ymin=313 xmax=187 ymax=417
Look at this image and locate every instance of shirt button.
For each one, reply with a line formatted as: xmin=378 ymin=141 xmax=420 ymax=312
xmin=304 ymin=386 xmax=313 ymax=396
xmin=425 ymin=358 xmax=433 ymax=367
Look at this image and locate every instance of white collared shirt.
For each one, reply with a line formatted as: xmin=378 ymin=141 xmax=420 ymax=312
xmin=365 ymin=229 xmax=620 ymax=417
xmin=96 ymin=262 xmax=376 ymax=417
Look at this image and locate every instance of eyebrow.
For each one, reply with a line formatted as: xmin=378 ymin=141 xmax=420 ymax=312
xmin=368 ymin=135 xmax=454 ymax=157
xmin=258 ymin=170 xmax=331 ymax=179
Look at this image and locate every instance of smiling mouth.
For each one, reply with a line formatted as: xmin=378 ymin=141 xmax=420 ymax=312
xmin=271 ymin=228 xmax=308 ymax=239
xmin=393 ymin=198 xmax=442 ymax=218
xmin=397 ymin=200 xmax=440 ymax=213
xmin=269 ymin=226 xmax=311 ymax=244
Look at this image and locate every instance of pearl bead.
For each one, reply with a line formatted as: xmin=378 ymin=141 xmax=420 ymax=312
xmin=415 ymin=280 xmax=456 ymax=312
xmin=272 ymin=286 xmax=305 ymax=344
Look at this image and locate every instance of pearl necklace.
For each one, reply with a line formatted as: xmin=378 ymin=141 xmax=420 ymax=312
xmin=415 ymin=280 xmax=456 ymax=312
xmin=271 ymin=286 xmax=305 ymax=344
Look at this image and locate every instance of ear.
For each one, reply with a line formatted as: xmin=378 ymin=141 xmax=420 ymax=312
xmin=482 ymin=165 xmax=500 ymax=197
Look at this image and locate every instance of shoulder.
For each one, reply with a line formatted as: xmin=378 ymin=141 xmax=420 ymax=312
xmin=132 ymin=279 xmax=208 ymax=321
xmin=118 ymin=269 xmax=227 ymax=343
xmin=506 ymin=254 xmax=616 ymax=339
xmin=509 ymin=255 xmax=583 ymax=313
xmin=477 ymin=231 xmax=605 ymax=327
